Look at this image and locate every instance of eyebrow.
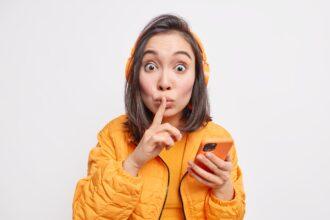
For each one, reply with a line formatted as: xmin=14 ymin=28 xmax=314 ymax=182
xmin=142 ymin=49 xmax=192 ymax=60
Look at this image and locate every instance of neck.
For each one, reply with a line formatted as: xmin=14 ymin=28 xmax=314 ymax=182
xmin=162 ymin=112 xmax=183 ymax=129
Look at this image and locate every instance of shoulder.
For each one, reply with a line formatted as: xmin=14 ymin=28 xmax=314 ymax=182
xmin=203 ymin=120 xmax=235 ymax=140
xmin=97 ymin=114 xmax=128 ymax=140
xmin=203 ymin=121 xmax=241 ymax=161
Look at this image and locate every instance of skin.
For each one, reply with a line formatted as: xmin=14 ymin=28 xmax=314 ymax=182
xmin=139 ymin=30 xmax=195 ymax=129
xmin=125 ymin=30 xmax=235 ymax=201
xmin=188 ymin=153 xmax=235 ymax=200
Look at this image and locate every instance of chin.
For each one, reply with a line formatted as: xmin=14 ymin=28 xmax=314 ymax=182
xmin=162 ymin=108 xmax=174 ymax=116
xmin=163 ymin=108 xmax=183 ymax=118
xmin=150 ymin=106 xmax=174 ymax=116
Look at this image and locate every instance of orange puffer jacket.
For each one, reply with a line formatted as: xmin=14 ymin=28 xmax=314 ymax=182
xmin=72 ymin=114 xmax=246 ymax=219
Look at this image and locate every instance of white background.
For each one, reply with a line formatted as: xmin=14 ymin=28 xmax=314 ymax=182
xmin=1 ymin=0 xmax=329 ymax=219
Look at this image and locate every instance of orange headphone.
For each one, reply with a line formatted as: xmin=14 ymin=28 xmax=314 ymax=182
xmin=125 ymin=31 xmax=210 ymax=86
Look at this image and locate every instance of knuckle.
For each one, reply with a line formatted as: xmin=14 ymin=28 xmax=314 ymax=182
xmin=176 ymin=131 xmax=182 ymax=139
xmin=168 ymin=135 xmax=174 ymax=142
xmin=214 ymin=170 xmax=221 ymax=176
xmin=165 ymin=136 xmax=171 ymax=144
xmin=150 ymin=135 xmax=159 ymax=142
xmin=219 ymin=160 xmax=225 ymax=168
xmin=163 ymin=123 xmax=181 ymax=139
xmin=158 ymin=135 xmax=166 ymax=142
xmin=211 ymin=163 xmax=219 ymax=170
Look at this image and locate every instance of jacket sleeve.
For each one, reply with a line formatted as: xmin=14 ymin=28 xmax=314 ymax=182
xmin=205 ymin=143 xmax=246 ymax=220
xmin=72 ymin=126 xmax=143 ymax=220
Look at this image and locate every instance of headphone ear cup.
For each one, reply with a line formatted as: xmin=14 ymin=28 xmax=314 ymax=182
xmin=192 ymin=32 xmax=210 ymax=86
xmin=203 ymin=62 xmax=210 ymax=86
xmin=125 ymin=43 xmax=136 ymax=81
xmin=125 ymin=57 xmax=132 ymax=81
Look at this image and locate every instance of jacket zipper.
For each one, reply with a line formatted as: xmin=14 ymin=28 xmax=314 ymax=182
xmin=179 ymin=172 xmax=188 ymax=220
xmin=158 ymin=156 xmax=170 ymax=220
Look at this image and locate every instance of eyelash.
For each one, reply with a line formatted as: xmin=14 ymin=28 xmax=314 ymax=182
xmin=144 ymin=62 xmax=187 ymax=72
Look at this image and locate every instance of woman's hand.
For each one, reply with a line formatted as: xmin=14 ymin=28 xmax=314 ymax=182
xmin=123 ymin=97 xmax=182 ymax=176
xmin=187 ymin=152 xmax=235 ymax=201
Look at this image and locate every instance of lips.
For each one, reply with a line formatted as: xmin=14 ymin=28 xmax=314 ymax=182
xmin=164 ymin=101 xmax=174 ymax=108
xmin=155 ymin=97 xmax=174 ymax=102
xmin=154 ymin=99 xmax=174 ymax=108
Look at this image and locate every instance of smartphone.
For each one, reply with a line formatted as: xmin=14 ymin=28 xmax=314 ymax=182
xmin=193 ymin=137 xmax=233 ymax=173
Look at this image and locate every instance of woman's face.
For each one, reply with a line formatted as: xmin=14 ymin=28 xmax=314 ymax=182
xmin=139 ymin=31 xmax=196 ymax=125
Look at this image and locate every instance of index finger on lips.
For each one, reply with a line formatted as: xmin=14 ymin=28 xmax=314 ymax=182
xmin=150 ymin=97 xmax=166 ymax=129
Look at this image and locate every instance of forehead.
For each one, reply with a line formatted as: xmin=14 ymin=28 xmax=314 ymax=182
xmin=143 ymin=31 xmax=195 ymax=60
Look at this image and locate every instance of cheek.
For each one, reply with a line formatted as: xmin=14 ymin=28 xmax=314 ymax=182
xmin=139 ymin=73 xmax=155 ymax=99
xmin=178 ymin=76 xmax=195 ymax=98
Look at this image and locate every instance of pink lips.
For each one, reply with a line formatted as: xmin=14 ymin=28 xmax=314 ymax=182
xmin=165 ymin=101 xmax=174 ymax=108
xmin=155 ymin=99 xmax=174 ymax=108
xmin=155 ymin=97 xmax=174 ymax=102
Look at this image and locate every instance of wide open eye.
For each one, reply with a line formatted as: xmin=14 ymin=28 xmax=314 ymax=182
xmin=144 ymin=63 xmax=157 ymax=72
xmin=175 ymin=64 xmax=186 ymax=72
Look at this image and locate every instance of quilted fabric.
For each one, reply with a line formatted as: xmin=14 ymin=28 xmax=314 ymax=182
xmin=72 ymin=114 xmax=246 ymax=219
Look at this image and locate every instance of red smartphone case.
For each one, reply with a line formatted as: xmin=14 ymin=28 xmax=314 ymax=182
xmin=193 ymin=137 xmax=233 ymax=173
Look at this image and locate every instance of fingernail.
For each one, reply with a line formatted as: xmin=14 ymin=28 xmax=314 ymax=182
xmin=205 ymin=152 xmax=212 ymax=158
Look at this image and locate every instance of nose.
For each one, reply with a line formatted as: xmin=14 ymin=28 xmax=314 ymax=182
xmin=157 ymin=71 xmax=172 ymax=91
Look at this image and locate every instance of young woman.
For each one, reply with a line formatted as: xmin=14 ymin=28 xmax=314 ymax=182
xmin=73 ymin=14 xmax=246 ymax=220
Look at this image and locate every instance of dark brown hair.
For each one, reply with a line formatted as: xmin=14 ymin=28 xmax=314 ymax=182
xmin=123 ymin=13 xmax=212 ymax=145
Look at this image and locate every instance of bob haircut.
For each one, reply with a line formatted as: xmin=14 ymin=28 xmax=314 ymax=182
xmin=123 ymin=13 xmax=212 ymax=145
